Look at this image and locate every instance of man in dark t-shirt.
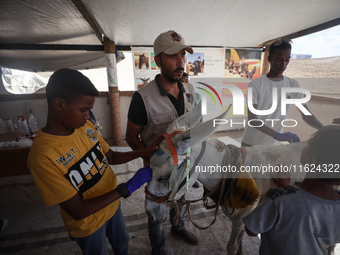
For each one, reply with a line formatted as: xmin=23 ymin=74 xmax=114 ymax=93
xmin=126 ymin=31 xmax=198 ymax=255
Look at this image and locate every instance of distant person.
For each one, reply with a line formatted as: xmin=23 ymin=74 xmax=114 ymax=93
xmin=243 ymin=125 xmax=340 ymax=255
xmin=27 ymin=68 xmax=161 ymax=255
xmin=242 ymin=40 xmax=324 ymax=146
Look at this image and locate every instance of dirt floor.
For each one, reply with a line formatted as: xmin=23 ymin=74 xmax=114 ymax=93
xmin=0 ymin=143 xmax=263 ymax=255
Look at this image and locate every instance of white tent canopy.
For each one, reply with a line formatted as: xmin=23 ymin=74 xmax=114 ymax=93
xmin=1 ymin=0 xmax=340 ymax=72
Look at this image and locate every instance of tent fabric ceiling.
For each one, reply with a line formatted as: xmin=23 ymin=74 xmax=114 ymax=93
xmin=0 ymin=0 xmax=104 ymax=71
xmin=1 ymin=0 xmax=340 ymax=71
xmin=84 ymin=0 xmax=340 ymax=48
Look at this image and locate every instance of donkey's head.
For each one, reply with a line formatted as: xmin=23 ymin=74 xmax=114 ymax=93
xmin=148 ymin=101 xmax=231 ymax=197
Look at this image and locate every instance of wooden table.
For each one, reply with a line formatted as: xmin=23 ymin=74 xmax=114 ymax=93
xmin=0 ymin=133 xmax=31 ymax=177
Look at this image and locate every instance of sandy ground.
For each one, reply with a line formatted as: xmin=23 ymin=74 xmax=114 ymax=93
xmin=285 ymin=56 xmax=340 ymax=79
xmin=285 ymin=56 xmax=340 ymax=99
xmin=0 ymin=145 xmax=262 ymax=255
xmin=279 ymin=57 xmax=340 ymax=141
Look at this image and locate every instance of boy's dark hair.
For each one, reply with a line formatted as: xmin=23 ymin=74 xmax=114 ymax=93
xmin=46 ymin=68 xmax=99 ymax=106
xmin=307 ymin=125 xmax=340 ymax=184
xmin=269 ymin=40 xmax=292 ymax=56
xmin=182 ymin=72 xmax=188 ymax=78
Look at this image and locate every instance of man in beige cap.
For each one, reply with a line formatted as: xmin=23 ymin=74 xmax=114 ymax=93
xmin=126 ymin=30 xmax=198 ymax=255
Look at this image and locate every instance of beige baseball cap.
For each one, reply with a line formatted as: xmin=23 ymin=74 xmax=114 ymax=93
xmin=153 ymin=30 xmax=193 ymax=57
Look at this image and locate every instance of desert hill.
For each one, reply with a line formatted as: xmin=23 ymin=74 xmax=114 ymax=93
xmin=284 ymin=56 xmax=340 ymax=98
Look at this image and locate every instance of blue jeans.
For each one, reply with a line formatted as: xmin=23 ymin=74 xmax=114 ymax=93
xmin=70 ymin=204 xmax=129 ymax=255
xmin=147 ymin=202 xmax=184 ymax=255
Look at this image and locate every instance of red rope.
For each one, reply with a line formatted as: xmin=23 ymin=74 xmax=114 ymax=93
xmin=144 ymin=130 xmax=184 ymax=203
xmin=145 ymin=186 xmax=168 ymax=204
xmin=161 ymin=131 xmax=183 ymax=165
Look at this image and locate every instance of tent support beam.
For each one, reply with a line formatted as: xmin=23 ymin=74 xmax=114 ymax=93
xmin=71 ymin=0 xmax=104 ymax=43
xmin=0 ymin=43 xmax=104 ymax=51
xmin=72 ymin=0 xmax=123 ymax=145
xmin=259 ymin=17 xmax=340 ymax=47
xmin=281 ymin=17 xmax=340 ymax=41
xmin=105 ymin=38 xmax=124 ymax=146
xmin=259 ymin=17 xmax=340 ymax=75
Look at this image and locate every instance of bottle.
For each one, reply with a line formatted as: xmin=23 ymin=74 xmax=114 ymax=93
xmin=28 ymin=109 xmax=39 ymax=134
xmin=18 ymin=116 xmax=30 ymax=135
xmin=0 ymin=119 xmax=8 ymax=134
xmin=5 ymin=118 xmax=14 ymax=133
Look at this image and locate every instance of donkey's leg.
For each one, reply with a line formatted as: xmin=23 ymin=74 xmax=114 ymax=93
xmin=226 ymin=215 xmax=245 ymax=255
xmin=145 ymin=199 xmax=168 ymax=255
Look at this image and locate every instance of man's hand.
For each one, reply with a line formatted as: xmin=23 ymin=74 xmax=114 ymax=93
xmin=273 ymin=132 xmax=300 ymax=143
xmin=271 ymin=168 xmax=291 ymax=187
xmin=125 ymin=167 xmax=153 ymax=195
xmin=141 ymin=135 xmax=165 ymax=164
xmin=215 ymin=140 xmax=227 ymax=152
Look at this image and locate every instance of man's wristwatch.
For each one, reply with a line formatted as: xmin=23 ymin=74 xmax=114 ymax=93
xmin=117 ymin=183 xmax=130 ymax=198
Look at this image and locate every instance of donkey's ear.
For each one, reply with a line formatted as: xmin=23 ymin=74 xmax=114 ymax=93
xmin=172 ymin=105 xmax=231 ymax=153
xmin=166 ymin=100 xmax=202 ymax=134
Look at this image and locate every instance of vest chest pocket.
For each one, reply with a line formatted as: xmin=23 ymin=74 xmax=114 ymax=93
xmin=150 ymin=113 xmax=178 ymax=136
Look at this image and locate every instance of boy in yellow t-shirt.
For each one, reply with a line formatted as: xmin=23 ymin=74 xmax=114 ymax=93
xmin=27 ymin=68 xmax=161 ymax=255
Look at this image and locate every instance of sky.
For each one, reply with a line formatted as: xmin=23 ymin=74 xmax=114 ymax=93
xmin=292 ymin=24 xmax=340 ymax=58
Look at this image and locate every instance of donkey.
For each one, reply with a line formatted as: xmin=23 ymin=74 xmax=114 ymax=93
xmin=145 ymin=101 xmax=315 ymax=255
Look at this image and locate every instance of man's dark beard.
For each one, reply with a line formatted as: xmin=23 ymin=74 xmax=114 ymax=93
xmin=162 ymin=67 xmax=184 ymax=83
xmin=159 ymin=57 xmax=185 ymax=82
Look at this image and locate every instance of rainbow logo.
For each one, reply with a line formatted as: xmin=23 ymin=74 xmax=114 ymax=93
xmin=196 ymin=82 xmax=222 ymax=106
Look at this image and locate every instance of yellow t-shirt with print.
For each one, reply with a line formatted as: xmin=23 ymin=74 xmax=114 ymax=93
xmin=27 ymin=121 xmax=119 ymax=238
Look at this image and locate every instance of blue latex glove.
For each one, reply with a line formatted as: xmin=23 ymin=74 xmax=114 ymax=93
xmin=273 ymin=132 xmax=300 ymax=143
xmin=125 ymin=167 xmax=152 ymax=195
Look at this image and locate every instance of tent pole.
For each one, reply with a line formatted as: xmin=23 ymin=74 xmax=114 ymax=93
xmin=72 ymin=0 xmax=123 ymax=145
xmin=104 ymin=38 xmax=123 ymax=146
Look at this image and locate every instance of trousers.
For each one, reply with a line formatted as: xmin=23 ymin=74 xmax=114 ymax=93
xmin=147 ymin=200 xmax=184 ymax=255
xmin=70 ymin=203 xmax=129 ymax=255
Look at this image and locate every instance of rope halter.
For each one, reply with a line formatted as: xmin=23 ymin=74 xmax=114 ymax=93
xmin=160 ymin=129 xmax=186 ymax=166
